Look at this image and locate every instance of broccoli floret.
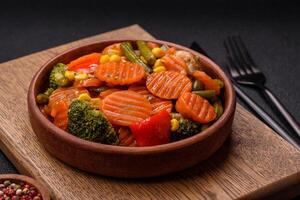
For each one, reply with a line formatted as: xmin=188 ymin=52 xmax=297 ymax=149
xmin=68 ymin=99 xmax=119 ymax=145
xmin=171 ymin=118 xmax=202 ymax=141
xmin=49 ymin=63 xmax=70 ymax=89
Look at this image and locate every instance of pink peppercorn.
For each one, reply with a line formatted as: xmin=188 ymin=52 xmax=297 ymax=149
xmin=12 ymin=196 xmax=20 ymax=200
xmin=29 ymin=190 xmax=37 ymax=198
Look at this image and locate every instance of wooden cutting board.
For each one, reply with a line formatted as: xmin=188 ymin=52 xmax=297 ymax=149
xmin=0 ymin=24 xmax=299 ymax=200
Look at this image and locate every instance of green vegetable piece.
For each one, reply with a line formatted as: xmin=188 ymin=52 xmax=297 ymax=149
xmin=36 ymin=93 xmax=49 ymax=105
xmin=49 ymin=63 xmax=70 ymax=89
xmin=120 ymin=42 xmax=152 ymax=73
xmin=171 ymin=118 xmax=202 ymax=141
xmin=44 ymin=88 xmax=54 ymax=96
xmin=192 ymin=90 xmax=216 ymax=99
xmin=213 ymin=98 xmax=223 ymax=119
xmin=36 ymin=88 xmax=55 ymax=105
xmin=137 ymin=40 xmax=156 ymax=65
xmin=68 ymin=100 xmax=119 ymax=145
xmin=214 ymin=79 xmax=224 ymax=88
xmin=192 ymin=79 xmax=204 ymax=91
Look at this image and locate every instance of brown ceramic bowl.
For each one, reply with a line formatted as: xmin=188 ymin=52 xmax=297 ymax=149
xmin=0 ymin=174 xmax=50 ymax=199
xmin=28 ymin=39 xmax=236 ymax=178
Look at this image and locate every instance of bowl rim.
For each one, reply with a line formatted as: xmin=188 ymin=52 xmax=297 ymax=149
xmin=28 ymin=38 xmax=236 ymax=155
xmin=0 ymin=174 xmax=51 ymax=199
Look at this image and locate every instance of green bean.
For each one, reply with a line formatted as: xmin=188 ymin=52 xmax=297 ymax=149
xmin=192 ymin=79 xmax=204 ymax=91
xmin=120 ymin=42 xmax=152 ymax=73
xmin=192 ymin=90 xmax=216 ymax=99
xmin=214 ymin=79 xmax=224 ymax=88
xmin=137 ymin=41 xmax=156 ymax=65
xmin=213 ymin=98 xmax=223 ymax=119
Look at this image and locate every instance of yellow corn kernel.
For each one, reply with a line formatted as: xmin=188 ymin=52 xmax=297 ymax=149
xmin=100 ymin=55 xmax=110 ymax=64
xmin=154 ymin=59 xmax=163 ymax=68
xmin=171 ymin=119 xmax=179 ymax=131
xmin=64 ymin=70 xmax=75 ymax=81
xmin=108 ymin=49 xmax=121 ymax=55
xmin=152 ymin=47 xmax=165 ymax=58
xmin=153 ymin=66 xmax=166 ymax=73
xmin=109 ymin=54 xmax=121 ymax=62
xmin=90 ymin=98 xmax=102 ymax=109
xmin=78 ymin=93 xmax=91 ymax=101
xmin=74 ymin=73 xmax=88 ymax=81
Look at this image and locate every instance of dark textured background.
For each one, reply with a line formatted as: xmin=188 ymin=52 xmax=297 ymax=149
xmin=0 ymin=0 xmax=300 ymax=193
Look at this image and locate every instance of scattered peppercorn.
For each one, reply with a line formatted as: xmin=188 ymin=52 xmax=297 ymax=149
xmin=0 ymin=180 xmax=42 ymax=200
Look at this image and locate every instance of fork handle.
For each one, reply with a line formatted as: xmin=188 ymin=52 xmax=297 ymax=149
xmin=262 ymin=87 xmax=300 ymax=137
xmin=234 ymin=84 xmax=300 ymax=149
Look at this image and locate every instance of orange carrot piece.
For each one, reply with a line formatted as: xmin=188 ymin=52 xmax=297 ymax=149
xmin=48 ymin=87 xmax=88 ymax=111
xmin=161 ymin=55 xmax=187 ymax=74
xmin=151 ymin=100 xmax=173 ymax=115
xmin=193 ymin=70 xmax=220 ymax=95
xmin=99 ymin=88 xmax=123 ymax=99
xmin=95 ymin=61 xmax=145 ymax=85
xmin=101 ymin=90 xmax=152 ymax=126
xmin=128 ymin=85 xmax=159 ymax=103
xmin=176 ymin=92 xmax=216 ymax=123
xmin=74 ymin=78 xmax=104 ymax=88
xmin=51 ymin=100 xmax=69 ymax=130
xmin=166 ymin=47 xmax=176 ymax=55
xmin=67 ymin=53 xmax=101 ymax=71
xmin=147 ymin=42 xmax=159 ymax=49
xmin=146 ymin=71 xmax=192 ymax=99
xmin=118 ymin=127 xmax=137 ymax=147
xmin=102 ymin=43 xmax=122 ymax=55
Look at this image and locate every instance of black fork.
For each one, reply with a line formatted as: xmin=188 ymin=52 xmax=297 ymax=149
xmin=224 ymin=36 xmax=300 ymax=137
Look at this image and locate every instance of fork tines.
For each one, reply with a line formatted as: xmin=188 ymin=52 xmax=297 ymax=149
xmin=224 ymin=36 xmax=265 ymax=82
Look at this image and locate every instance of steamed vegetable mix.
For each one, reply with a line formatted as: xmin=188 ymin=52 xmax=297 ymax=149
xmin=36 ymin=41 xmax=225 ymax=147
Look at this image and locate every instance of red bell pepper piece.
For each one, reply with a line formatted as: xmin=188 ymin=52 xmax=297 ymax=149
xmin=130 ymin=110 xmax=171 ymax=147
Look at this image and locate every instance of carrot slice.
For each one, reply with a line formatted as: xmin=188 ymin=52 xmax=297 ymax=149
xmin=95 ymin=61 xmax=145 ymax=85
xmin=193 ymin=70 xmax=220 ymax=95
xmin=146 ymin=71 xmax=192 ymax=99
xmin=151 ymin=100 xmax=173 ymax=115
xmin=128 ymin=85 xmax=159 ymax=103
xmin=102 ymin=90 xmax=152 ymax=126
xmin=176 ymin=92 xmax=216 ymax=123
xmin=51 ymin=100 xmax=69 ymax=130
xmin=161 ymin=55 xmax=187 ymax=74
xmin=118 ymin=127 xmax=137 ymax=147
xmin=67 ymin=53 xmax=101 ymax=71
xmin=99 ymin=88 xmax=123 ymax=99
xmin=74 ymin=78 xmax=104 ymax=88
xmin=48 ymin=87 xmax=88 ymax=110
xmin=128 ymin=85 xmax=173 ymax=115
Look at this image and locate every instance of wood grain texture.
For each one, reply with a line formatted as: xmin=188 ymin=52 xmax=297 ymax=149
xmin=0 ymin=24 xmax=299 ymax=199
